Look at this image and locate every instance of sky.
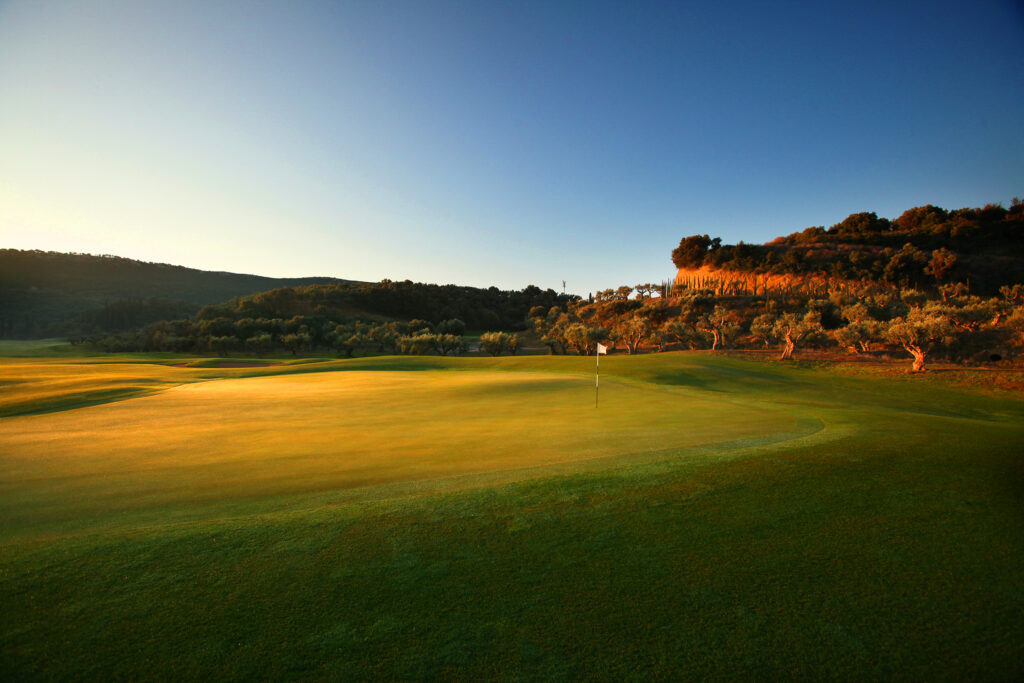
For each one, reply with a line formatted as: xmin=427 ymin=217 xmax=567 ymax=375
xmin=1 ymin=0 xmax=1022 ymax=296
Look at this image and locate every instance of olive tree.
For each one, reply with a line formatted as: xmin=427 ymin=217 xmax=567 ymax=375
xmin=884 ymin=304 xmax=956 ymax=372
xmin=280 ymin=332 xmax=311 ymax=356
xmin=748 ymin=313 xmax=776 ymax=349
xmin=617 ymin=316 xmax=652 ymax=354
xmin=479 ymin=331 xmax=509 ymax=356
xmin=435 ymin=333 xmax=466 ymax=356
xmin=398 ymin=333 xmax=437 ymax=355
xmin=697 ymin=305 xmax=742 ymax=351
xmin=773 ymin=309 xmax=823 ymax=360
xmin=832 ymin=303 xmax=882 ymax=354
xmin=562 ymin=323 xmax=609 ymax=356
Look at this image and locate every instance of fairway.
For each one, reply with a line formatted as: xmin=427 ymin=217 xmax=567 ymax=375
xmin=2 ymin=353 xmax=1023 ymax=679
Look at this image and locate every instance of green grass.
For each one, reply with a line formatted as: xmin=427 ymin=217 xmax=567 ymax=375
xmin=1 ymin=352 xmax=1023 ymax=680
xmin=0 ymin=338 xmax=83 ymax=357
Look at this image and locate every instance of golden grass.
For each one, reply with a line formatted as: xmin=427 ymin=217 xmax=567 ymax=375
xmin=0 ymin=360 xmax=202 ymax=416
xmin=0 ymin=365 xmax=796 ymax=540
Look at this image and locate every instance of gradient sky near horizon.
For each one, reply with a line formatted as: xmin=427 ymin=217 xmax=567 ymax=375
xmin=1 ymin=1 xmax=1022 ymax=295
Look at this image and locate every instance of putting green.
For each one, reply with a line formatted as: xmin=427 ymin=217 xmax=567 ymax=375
xmin=0 ymin=369 xmax=809 ymax=539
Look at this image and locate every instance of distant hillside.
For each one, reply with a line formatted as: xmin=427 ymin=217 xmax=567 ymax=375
xmin=0 ymin=250 xmax=355 ymax=338
xmin=92 ymin=280 xmax=575 ymax=354
xmin=672 ymin=199 xmax=1024 ymax=296
xmin=193 ymin=280 xmax=573 ymax=332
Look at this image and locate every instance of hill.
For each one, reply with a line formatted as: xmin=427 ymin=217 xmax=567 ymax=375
xmin=93 ymin=279 xmax=574 ymax=355
xmin=672 ymin=199 xmax=1024 ymax=297
xmin=194 ymin=279 xmax=572 ymax=330
xmin=0 ymin=249 xmax=355 ymax=338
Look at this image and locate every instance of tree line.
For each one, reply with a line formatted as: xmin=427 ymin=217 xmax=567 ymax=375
xmin=94 ymin=278 xmax=1023 ymax=372
xmin=528 ymin=282 xmax=1024 ymax=373
xmin=80 ymin=197 xmax=1023 ymax=371
xmin=94 ymin=280 xmax=571 ymax=355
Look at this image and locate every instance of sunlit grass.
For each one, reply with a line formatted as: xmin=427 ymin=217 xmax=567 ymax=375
xmin=0 ymin=368 xmax=805 ymax=541
xmin=1 ymin=352 xmax=1022 ymax=679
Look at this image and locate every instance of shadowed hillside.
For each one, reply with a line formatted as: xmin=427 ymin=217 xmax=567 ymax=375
xmin=93 ymin=280 xmax=575 ymax=355
xmin=0 ymin=250 xmax=356 ymax=338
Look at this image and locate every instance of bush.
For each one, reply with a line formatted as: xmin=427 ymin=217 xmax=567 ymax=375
xmin=435 ymin=333 xmax=465 ymax=356
xmin=209 ymin=335 xmax=239 ymax=356
xmin=479 ymin=331 xmax=511 ymax=356
xmin=398 ymin=334 xmax=437 ymax=355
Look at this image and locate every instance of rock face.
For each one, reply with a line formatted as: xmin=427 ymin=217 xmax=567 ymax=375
xmin=673 ymin=266 xmax=877 ymax=298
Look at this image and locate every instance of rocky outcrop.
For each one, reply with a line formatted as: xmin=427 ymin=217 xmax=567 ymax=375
xmin=673 ymin=266 xmax=884 ymax=298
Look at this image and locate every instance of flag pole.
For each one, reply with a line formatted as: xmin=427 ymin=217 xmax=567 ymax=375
xmin=595 ymin=346 xmax=599 ymax=408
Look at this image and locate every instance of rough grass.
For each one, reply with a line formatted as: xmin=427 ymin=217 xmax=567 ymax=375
xmin=1 ymin=352 xmax=1023 ymax=680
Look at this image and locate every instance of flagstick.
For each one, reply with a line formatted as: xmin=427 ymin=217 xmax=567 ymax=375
xmin=594 ymin=342 xmax=608 ymax=408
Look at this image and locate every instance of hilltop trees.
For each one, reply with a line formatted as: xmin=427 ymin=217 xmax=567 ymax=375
xmin=882 ymin=244 xmax=928 ymax=287
xmin=829 ymin=211 xmax=890 ymax=236
xmin=670 ymin=198 xmax=1024 ymax=295
xmin=671 ymin=235 xmax=721 ymax=268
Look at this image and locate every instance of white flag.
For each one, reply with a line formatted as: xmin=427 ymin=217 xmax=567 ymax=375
xmin=596 ymin=343 xmax=608 ymax=355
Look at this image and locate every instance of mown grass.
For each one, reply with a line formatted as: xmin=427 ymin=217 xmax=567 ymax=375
xmin=0 ymin=339 xmax=85 ymax=357
xmin=1 ymin=352 xmax=1022 ymax=680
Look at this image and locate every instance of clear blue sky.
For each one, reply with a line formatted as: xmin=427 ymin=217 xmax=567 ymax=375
xmin=1 ymin=0 xmax=1021 ymax=296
